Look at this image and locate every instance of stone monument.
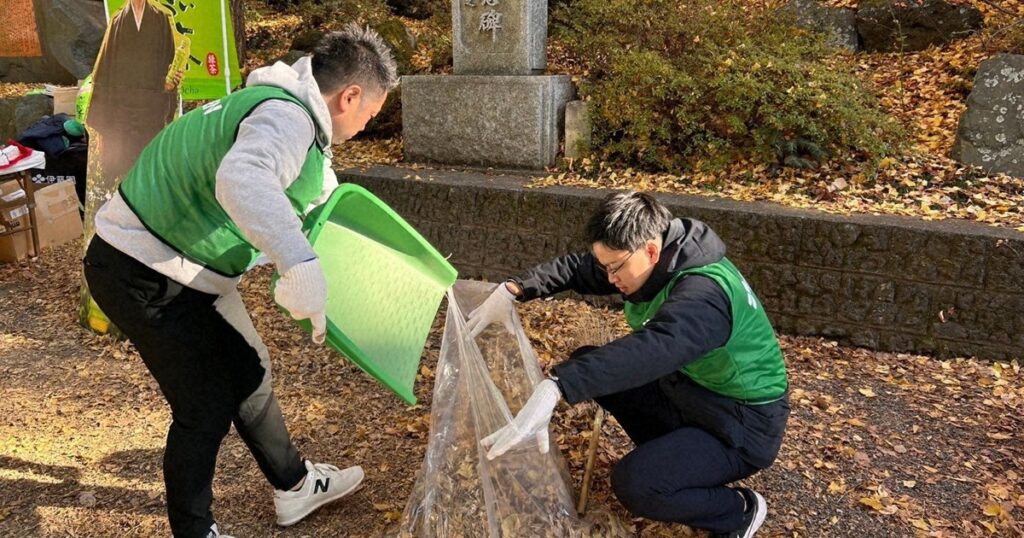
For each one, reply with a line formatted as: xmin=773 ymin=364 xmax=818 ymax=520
xmin=402 ymin=0 xmax=573 ymax=169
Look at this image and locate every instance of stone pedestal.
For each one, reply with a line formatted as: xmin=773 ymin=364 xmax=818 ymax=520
xmin=564 ymin=100 xmax=591 ymax=159
xmin=402 ymin=75 xmax=573 ymax=169
xmin=402 ymin=0 xmax=569 ymax=169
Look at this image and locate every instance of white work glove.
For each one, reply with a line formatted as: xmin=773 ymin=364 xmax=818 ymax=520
xmin=466 ymin=282 xmax=517 ymax=337
xmin=481 ymin=378 xmax=562 ymax=459
xmin=274 ymin=258 xmax=327 ymax=344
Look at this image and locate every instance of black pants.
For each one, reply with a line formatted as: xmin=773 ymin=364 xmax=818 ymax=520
xmin=577 ymin=347 xmax=790 ymax=534
xmin=84 ymin=236 xmax=307 ymax=538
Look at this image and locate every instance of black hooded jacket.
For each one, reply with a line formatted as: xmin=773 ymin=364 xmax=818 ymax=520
xmin=512 ymin=218 xmax=734 ymax=404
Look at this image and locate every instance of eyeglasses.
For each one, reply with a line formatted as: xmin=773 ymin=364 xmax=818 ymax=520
xmin=596 ymin=249 xmax=638 ymax=276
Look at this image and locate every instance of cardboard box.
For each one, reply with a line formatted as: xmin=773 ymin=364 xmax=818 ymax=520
xmin=51 ymin=85 xmax=78 ymax=117
xmin=0 ymin=180 xmax=33 ymax=262
xmin=34 ymin=180 xmax=82 ymax=250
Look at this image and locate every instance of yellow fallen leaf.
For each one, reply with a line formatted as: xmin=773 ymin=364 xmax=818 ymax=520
xmin=911 ymin=518 xmax=929 ymax=530
xmin=859 ymin=496 xmax=885 ymax=511
xmin=983 ymin=503 xmax=1004 ymax=517
xmin=859 ymin=387 xmax=876 ymax=398
xmin=989 ymin=485 xmax=1010 ymax=499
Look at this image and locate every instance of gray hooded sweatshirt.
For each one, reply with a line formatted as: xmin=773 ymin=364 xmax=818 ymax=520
xmin=94 ymin=57 xmax=338 ymax=295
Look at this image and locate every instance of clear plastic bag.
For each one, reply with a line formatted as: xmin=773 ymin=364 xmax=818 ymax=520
xmin=394 ymin=280 xmax=629 ymax=538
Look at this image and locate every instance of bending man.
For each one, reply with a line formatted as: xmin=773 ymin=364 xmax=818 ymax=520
xmin=471 ymin=191 xmax=789 ymax=538
xmin=83 ymin=25 xmax=397 ymax=538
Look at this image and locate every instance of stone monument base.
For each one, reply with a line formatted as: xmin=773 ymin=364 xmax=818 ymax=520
xmin=401 ymin=75 xmax=573 ymax=170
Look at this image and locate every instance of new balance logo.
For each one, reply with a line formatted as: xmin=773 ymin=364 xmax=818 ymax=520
xmin=314 ymin=477 xmax=330 ymax=494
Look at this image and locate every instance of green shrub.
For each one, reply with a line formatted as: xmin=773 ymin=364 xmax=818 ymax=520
xmin=552 ymin=0 xmax=904 ymax=172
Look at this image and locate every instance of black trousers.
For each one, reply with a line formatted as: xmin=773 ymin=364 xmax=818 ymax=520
xmin=577 ymin=346 xmax=790 ymax=534
xmin=84 ymin=236 xmax=307 ymax=538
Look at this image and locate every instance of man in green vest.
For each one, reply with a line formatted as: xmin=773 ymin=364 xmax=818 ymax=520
xmin=469 ymin=191 xmax=789 ymax=538
xmin=82 ymin=25 xmax=398 ymax=538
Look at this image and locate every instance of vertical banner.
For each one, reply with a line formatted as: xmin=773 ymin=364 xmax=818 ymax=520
xmin=106 ymin=0 xmax=243 ymax=100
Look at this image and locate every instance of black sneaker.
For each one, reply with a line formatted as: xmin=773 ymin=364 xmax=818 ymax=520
xmin=712 ymin=487 xmax=767 ymax=538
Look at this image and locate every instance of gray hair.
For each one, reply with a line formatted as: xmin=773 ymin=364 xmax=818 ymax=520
xmin=312 ymin=23 xmax=399 ymax=96
xmin=585 ymin=191 xmax=673 ymax=251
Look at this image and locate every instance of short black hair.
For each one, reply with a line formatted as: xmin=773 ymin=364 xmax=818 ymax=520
xmin=584 ymin=191 xmax=673 ymax=250
xmin=311 ymin=23 xmax=399 ymax=96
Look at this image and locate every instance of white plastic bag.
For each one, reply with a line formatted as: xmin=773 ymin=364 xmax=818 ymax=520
xmin=395 ymin=280 xmax=628 ymax=538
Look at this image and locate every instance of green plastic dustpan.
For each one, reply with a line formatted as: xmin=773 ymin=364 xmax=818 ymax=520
xmin=275 ymin=183 xmax=457 ymax=405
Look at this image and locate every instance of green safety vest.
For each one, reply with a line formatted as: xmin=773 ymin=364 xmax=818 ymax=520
xmin=119 ymin=86 xmax=328 ymax=276
xmin=624 ymin=258 xmax=788 ymax=403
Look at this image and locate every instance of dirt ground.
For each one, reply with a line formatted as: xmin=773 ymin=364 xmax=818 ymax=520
xmin=1 ymin=241 xmax=1021 ymax=537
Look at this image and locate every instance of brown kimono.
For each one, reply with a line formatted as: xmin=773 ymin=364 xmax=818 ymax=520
xmin=87 ymin=0 xmax=178 ymax=182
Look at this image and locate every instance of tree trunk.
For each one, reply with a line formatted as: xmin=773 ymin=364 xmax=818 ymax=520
xmin=231 ymin=0 xmax=246 ymax=69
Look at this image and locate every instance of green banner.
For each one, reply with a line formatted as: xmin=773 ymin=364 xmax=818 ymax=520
xmin=104 ymin=0 xmax=242 ymax=100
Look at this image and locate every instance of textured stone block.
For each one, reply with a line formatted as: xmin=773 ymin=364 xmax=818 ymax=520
xmin=564 ymin=100 xmax=592 ymax=159
xmin=402 ymin=75 xmax=573 ymax=169
xmin=453 ymin=0 xmax=547 ymax=75
xmin=984 ymin=236 xmax=1024 ymax=292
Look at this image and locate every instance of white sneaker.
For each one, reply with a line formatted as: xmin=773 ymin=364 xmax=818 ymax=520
xmin=274 ymin=460 xmax=364 ymax=527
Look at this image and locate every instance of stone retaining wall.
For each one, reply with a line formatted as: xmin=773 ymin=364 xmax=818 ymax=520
xmin=340 ymin=165 xmax=1024 ymax=361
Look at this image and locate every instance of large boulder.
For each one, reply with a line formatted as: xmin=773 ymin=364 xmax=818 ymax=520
xmin=363 ymin=86 xmax=403 ymax=139
xmin=35 ymin=0 xmax=106 ymax=80
xmin=14 ymin=94 xmax=54 ymax=136
xmin=372 ymin=18 xmax=417 ymax=75
xmin=856 ymin=0 xmax=983 ymax=53
xmin=384 ymin=0 xmax=437 ymax=20
xmin=952 ymin=54 xmax=1024 ymax=178
xmin=268 ymin=50 xmax=310 ymax=67
xmin=0 ymin=98 xmax=19 ymax=141
xmin=361 ymin=19 xmax=417 ymax=138
xmin=0 ymin=93 xmax=54 ymax=140
xmin=291 ymin=29 xmax=325 ymax=53
xmin=0 ymin=56 xmax=76 ymax=85
xmin=782 ymin=0 xmax=859 ymax=52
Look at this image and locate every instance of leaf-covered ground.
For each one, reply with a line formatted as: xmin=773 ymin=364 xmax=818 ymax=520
xmin=1 ymin=242 xmax=1021 ymax=537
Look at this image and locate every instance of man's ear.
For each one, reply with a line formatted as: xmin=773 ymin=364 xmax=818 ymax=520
xmin=340 ymin=85 xmax=363 ymax=111
xmin=647 ymin=240 xmax=661 ymax=265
